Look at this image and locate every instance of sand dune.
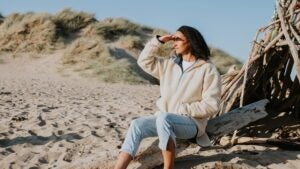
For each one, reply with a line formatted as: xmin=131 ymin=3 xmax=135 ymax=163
xmin=0 ymin=54 xmax=299 ymax=169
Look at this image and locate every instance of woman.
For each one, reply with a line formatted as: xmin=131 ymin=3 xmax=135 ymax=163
xmin=114 ymin=25 xmax=221 ymax=169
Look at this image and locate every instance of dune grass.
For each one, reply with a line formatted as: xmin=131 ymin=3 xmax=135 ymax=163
xmin=62 ymin=37 xmax=111 ymax=66
xmin=0 ymin=10 xmax=242 ymax=83
xmin=117 ymin=35 xmax=144 ymax=51
xmin=54 ymin=8 xmax=96 ymax=37
xmin=62 ymin=36 xmax=147 ymax=84
xmin=94 ymin=18 xmax=144 ymax=42
xmin=210 ymin=47 xmax=242 ymax=74
xmin=93 ymin=59 xmax=148 ymax=84
xmin=0 ymin=12 xmax=56 ymax=53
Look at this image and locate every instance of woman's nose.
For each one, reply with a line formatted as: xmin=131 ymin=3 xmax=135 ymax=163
xmin=172 ymin=42 xmax=177 ymax=48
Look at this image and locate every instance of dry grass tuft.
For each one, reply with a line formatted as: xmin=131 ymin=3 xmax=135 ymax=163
xmin=93 ymin=58 xmax=148 ymax=84
xmin=94 ymin=18 xmax=142 ymax=41
xmin=80 ymin=24 xmax=98 ymax=37
xmin=210 ymin=47 xmax=242 ymax=74
xmin=54 ymin=8 xmax=96 ymax=37
xmin=0 ymin=12 xmax=56 ymax=53
xmin=62 ymin=36 xmax=147 ymax=84
xmin=62 ymin=37 xmax=111 ymax=66
xmin=117 ymin=35 xmax=144 ymax=51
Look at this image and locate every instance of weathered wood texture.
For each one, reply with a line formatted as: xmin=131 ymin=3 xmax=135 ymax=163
xmin=207 ymin=99 xmax=269 ymax=138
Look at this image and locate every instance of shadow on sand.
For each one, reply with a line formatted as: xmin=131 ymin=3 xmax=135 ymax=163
xmin=132 ymin=138 xmax=299 ymax=169
xmin=0 ymin=133 xmax=83 ymax=148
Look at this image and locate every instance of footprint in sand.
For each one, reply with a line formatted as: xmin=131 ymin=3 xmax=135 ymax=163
xmin=0 ymin=148 xmax=15 ymax=156
xmin=91 ymin=130 xmax=103 ymax=138
xmin=28 ymin=130 xmax=37 ymax=136
xmin=51 ymin=122 xmax=58 ymax=128
xmin=105 ymin=122 xmax=116 ymax=128
xmin=11 ymin=111 xmax=29 ymax=121
xmin=37 ymin=115 xmax=46 ymax=126
xmin=38 ymin=156 xmax=49 ymax=164
xmin=0 ymin=91 xmax=12 ymax=95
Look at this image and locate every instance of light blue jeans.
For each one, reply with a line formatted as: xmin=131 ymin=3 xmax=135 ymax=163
xmin=120 ymin=112 xmax=198 ymax=158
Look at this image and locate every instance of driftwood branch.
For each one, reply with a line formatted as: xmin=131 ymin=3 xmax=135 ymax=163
xmin=207 ymin=99 xmax=269 ymax=138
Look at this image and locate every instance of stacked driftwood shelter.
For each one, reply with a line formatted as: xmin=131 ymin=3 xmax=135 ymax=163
xmin=219 ymin=0 xmax=300 ymax=119
xmin=203 ymin=0 xmax=300 ymax=148
xmin=205 ymin=0 xmax=300 ymax=146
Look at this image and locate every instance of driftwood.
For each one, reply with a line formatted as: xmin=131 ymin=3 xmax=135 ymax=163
xmin=219 ymin=0 xmax=300 ymax=118
xmin=207 ymin=99 xmax=269 ymax=138
xmin=212 ymin=0 xmax=300 ymax=154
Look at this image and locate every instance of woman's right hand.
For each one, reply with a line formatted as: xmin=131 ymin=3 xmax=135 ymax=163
xmin=158 ymin=34 xmax=176 ymax=43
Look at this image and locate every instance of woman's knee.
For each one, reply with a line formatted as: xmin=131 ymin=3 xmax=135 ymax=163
xmin=156 ymin=113 xmax=173 ymax=127
xmin=129 ymin=117 xmax=148 ymax=132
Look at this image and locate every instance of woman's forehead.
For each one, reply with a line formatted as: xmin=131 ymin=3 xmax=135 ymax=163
xmin=175 ymin=31 xmax=185 ymax=37
xmin=174 ymin=31 xmax=187 ymax=42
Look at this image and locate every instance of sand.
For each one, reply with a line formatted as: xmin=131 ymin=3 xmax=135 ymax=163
xmin=0 ymin=53 xmax=299 ymax=169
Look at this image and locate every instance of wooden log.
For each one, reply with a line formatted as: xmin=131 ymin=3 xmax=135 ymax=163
xmin=206 ymin=99 xmax=269 ymax=138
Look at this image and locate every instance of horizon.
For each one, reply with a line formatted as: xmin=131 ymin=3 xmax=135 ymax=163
xmin=0 ymin=0 xmax=275 ymax=62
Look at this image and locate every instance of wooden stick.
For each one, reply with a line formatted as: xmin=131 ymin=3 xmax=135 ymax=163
xmin=263 ymin=31 xmax=284 ymax=52
xmin=289 ymin=23 xmax=300 ymax=43
xmin=288 ymin=0 xmax=297 ymax=22
xmin=278 ymin=4 xmax=300 ymax=80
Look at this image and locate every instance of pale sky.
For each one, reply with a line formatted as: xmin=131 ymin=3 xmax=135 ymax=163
xmin=0 ymin=0 xmax=275 ymax=62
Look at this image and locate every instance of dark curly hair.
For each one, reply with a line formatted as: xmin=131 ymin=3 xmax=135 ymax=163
xmin=177 ymin=25 xmax=210 ymax=61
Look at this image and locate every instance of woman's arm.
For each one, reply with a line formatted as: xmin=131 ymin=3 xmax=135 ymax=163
xmin=137 ymin=35 xmax=173 ymax=79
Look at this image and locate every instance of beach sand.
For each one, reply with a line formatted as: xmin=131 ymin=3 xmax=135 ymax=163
xmin=0 ymin=53 xmax=299 ymax=169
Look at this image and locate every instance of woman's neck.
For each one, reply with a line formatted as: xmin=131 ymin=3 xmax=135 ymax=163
xmin=182 ymin=53 xmax=196 ymax=62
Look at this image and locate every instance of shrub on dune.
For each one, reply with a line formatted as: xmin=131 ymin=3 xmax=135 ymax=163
xmin=93 ymin=58 xmax=147 ymax=84
xmin=62 ymin=36 xmax=147 ymax=84
xmin=117 ymin=35 xmax=144 ymax=51
xmin=0 ymin=12 xmax=56 ymax=53
xmin=94 ymin=18 xmax=141 ymax=41
xmin=210 ymin=48 xmax=242 ymax=74
xmin=62 ymin=37 xmax=111 ymax=66
xmin=53 ymin=8 xmax=96 ymax=37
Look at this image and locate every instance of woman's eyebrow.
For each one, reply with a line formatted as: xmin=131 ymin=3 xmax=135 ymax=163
xmin=174 ymin=37 xmax=183 ymax=41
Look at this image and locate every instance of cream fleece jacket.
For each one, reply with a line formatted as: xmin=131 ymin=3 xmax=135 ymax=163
xmin=137 ymin=36 xmax=221 ymax=146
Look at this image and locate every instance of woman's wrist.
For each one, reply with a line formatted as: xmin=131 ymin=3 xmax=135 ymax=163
xmin=156 ymin=35 xmax=165 ymax=44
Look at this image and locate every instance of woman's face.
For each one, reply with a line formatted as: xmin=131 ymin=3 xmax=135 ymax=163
xmin=172 ymin=31 xmax=190 ymax=55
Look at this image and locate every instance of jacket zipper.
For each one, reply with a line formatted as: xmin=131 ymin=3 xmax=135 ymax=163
xmin=176 ymin=61 xmax=198 ymax=90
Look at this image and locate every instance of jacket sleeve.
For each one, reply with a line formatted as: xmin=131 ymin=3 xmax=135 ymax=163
xmin=137 ymin=36 xmax=166 ymax=80
xmin=179 ymin=65 xmax=221 ymax=118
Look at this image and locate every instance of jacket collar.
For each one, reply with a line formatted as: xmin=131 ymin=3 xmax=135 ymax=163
xmin=174 ymin=56 xmax=182 ymax=66
xmin=173 ymin=56 xmax=208 ymax=70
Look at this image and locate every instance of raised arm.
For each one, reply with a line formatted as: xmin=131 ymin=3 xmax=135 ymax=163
xmin=137 ymin=35 xmax=174 ymax=79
